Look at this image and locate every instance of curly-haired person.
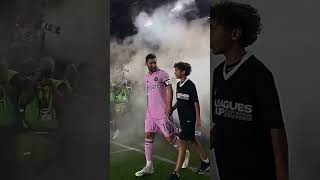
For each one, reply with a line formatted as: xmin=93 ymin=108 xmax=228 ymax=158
xmin=211 ymin=2 xmax=289 ymax=180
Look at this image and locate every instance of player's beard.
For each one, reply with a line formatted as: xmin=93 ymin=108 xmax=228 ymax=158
xmin=148 ymin=67 xmax=157 ymax=73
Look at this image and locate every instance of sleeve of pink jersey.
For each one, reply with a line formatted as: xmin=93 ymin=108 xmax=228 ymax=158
xmin=161 ymin=71 xmax=171 ymax=86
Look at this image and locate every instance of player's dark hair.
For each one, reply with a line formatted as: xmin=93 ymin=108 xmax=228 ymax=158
xmin=174 ymin=62 xmax=191 ymax=76
xmin=211 ymin=1 xmax=262 ymax=47
xmin=145 ymin=53 xmax=156 ymax=63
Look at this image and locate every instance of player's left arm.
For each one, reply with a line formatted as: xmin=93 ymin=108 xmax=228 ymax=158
xmin=165 ymin=84 xmax=173 ymax=117
xmin=256 ymin=69 xmax=289 ymax=180
xmin=163 ymin=72 xmax=173 ymax=117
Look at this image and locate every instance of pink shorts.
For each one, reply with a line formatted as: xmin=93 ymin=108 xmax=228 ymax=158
xmin=145 ymin=117 xmax=174 ymax=138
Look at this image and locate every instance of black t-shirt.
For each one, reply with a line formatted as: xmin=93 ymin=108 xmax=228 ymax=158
xmin=225 ymin=60 xmax=241 ymax=73
xmin=212 ymin=54 xmax=284 ymax=180
xmin=176 ymin=79 xmax=199 ymax=121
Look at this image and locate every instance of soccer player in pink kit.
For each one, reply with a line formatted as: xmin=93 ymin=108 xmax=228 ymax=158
xmin=135 ymin=54 xmax=190 ymax=177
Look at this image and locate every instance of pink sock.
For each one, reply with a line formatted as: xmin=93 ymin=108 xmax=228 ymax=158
xmin=145 ymin=139 xmax=154 ymax=163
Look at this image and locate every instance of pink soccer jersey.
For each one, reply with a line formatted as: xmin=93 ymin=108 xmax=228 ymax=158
xmin=144 ymin=69 xmax=171 ymax=120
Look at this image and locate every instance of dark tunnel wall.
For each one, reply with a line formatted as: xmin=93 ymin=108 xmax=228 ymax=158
xmin=252 ymin=1 xmax=320 ymax=179
xmin=0 ymin=1 xmax=15 ymax=56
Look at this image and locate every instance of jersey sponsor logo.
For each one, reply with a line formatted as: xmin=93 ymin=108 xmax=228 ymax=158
xmin=37 ymin=85 xmax=52 ymax=109
xmin=37 ymin=85 xmax=53 ymax=121
xmin=177 ymin=93 xmax=190 ymax=100
xmin=214 ymin=99 xmax=253 ymax=121
xmin=146 ymin=84 xmax=161 ymax=94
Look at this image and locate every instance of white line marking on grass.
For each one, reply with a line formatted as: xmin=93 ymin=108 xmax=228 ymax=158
xmin=110 ymin=148 xmax=135 ymax=154
xmin=111 ymin=141 xmax=210 ymax=176
xmin=112 ymin=141 xmax=144 ymax=153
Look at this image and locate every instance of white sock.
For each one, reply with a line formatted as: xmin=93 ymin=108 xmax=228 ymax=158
xmin=146 ymin=160 xmax=153 ymax=167
xmin=203 ymin=158 xmax=209 ymax=163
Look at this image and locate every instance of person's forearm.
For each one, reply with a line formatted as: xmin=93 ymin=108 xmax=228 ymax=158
xmin=195 ymin=102 xmax=200 ymax=120
xmin=166 ymin=85 xmax=173 ymax=108
xmin=271 ymin=128 xmax=289 ymax=180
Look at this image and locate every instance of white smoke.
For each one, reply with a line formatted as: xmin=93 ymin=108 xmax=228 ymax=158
xmin=170 ymin=0 xmax=196 ymax=15
xmin=111 ymin=0 xmax=210 ymax=138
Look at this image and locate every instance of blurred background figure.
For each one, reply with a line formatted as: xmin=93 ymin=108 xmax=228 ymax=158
xmin=0 ymin=57 xmax=18 ymax=180
xmin=15 ymin=55 xmax=70 ymax=180
xmin=110 ymin=66 xmax=135 ymax=140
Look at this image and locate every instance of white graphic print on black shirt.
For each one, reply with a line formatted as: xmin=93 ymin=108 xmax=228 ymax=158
xmin=214 ymin=99 xmax=253 ymax=121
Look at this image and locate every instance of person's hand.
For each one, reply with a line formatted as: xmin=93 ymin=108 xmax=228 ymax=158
xmin=169 ymin=108 xmax=173 ymax=117
xmin=166 ymin=106 xmax=172 ymax=117
xmin=196 ymin=119 xmax=201 ymax=128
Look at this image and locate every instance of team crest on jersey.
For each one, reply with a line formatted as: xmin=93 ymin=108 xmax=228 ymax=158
xmin=154 ymin=77 xmax=158 ymax=81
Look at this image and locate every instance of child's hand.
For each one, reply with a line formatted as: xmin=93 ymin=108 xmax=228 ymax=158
xmin=196 ymin=119 xmax=201 ymax=128
xmin=165 ymin=106 xmax=172 ymax=117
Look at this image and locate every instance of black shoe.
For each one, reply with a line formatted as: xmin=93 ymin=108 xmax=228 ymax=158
xmin=168 ymin=172 xmax=180 ymax=180
xmin=197 ymin=161 xmax=210 ymax=174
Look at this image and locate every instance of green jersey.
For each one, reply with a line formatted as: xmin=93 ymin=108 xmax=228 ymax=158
xmin=115 ymin=86 xmax=129 ymax=103
xmin=24 ymin=79 xmax=65 ymax=130
xmin=0 ymin=70 xmax=18 ymax=127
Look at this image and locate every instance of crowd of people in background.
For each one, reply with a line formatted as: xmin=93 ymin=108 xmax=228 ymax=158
xmin=0 ymin=54 xmax=78 ymax=179
xmin=109 ymin=67 xmax=135 ymax=140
